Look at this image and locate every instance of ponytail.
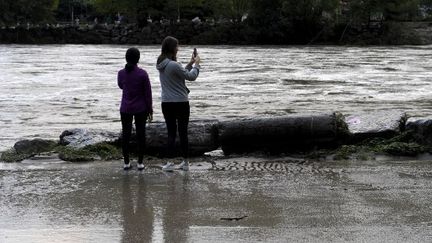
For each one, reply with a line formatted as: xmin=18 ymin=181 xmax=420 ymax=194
xmin=125 ymin=63 xmax=135 ymax=72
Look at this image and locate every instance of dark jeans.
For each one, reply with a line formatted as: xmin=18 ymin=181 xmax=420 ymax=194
xmin=161 ymin=102 xmax=190 ymax=158
xmin=121 ymin=112 xmax=148 ymax=164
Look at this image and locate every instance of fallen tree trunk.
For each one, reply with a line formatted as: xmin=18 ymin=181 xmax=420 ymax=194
xmin=132 ymin=120 xmax=219 ymax=157
xmin=218 ymin=113 xmax=348 ymax=155
xmin=60 ymin=121 xmax=219 ymax=157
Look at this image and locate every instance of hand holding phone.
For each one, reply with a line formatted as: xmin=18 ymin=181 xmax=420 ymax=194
xmin=193 ymin=48 xmax=198 ymax=58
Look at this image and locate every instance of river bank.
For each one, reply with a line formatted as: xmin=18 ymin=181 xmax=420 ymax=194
xmin=1 ymin=21 xmax=432 ymax=45
xmin=1 ymin=111 xmax=431 ymax=164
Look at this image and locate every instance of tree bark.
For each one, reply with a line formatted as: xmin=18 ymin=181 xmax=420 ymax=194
xmin=139 ymin=120 xmax=219 ymax=157
xmin=218 ymin=113 xmax=348 ymax=155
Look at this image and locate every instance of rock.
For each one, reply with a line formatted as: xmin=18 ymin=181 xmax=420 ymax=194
xmin=218 ymin=113 xmax=348 ymax=155
xmin=60 ymin=128 xmax=120 ymax=148
xmin=346 ymin=111 xmax=407 ymax=143
xmin=0 ymin=139 xmax=58 ymax=162
xmin=0 ymin=148 xmax=31 ymax=162
xmin=406 ymin=117 xmax=432 ymax=145
xmin=56 ymin=143 xmax=122 ymax=162
xmin=14 ymin=138 xmax=57 ymax=155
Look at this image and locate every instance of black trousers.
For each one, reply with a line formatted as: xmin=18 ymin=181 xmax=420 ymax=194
xmin=161 ymin=102 xmax=190 ymax=158
xmin=120 ymin=112 xmax=148 ymax=164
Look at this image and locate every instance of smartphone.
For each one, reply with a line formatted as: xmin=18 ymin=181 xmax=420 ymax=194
xmin=193 ymin=48 xmax=198 ymax=58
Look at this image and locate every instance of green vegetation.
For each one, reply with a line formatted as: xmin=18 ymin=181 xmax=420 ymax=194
xmin=332 ymin=131 xmax=430 ymax=160
xmin=0 ymin=148 xmax=33 ymax=162
xmin=56 ymin=143 xmax=122 ymax=162
xmin=0 ymin=139 xmax=58 ymax=162
xmin=0 ymin=142 xmax=122 ymax=163
xmin=0 ymin=0 xmax=59 ymax=25
xmin=305 ymin=131 xmax=430 ymax=161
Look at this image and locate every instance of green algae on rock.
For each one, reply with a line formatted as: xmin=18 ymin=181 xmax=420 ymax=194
xmin=1 ymin=139 xmax=58 ymax=162
xmin=0 ymin=148 xmax=32 ymax=162
xmin=331 ymin=131 xmax=431 ymax=160
xmin=56 ymin=143 xmax=122 ymax=162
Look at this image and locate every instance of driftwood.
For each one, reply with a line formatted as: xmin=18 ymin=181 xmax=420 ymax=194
xmin=131 ymin=120 xmax=219 ymax=157
xmin=218 ymin=113 xmax=348 ymax=155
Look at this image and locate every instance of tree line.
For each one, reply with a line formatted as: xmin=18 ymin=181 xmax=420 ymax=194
xmin=2 ymin=0 xmax=432 ymax=25
xmin=2 ymin=0 xmax=432 ymax=44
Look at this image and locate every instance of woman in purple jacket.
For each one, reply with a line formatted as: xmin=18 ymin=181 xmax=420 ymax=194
xmin=118 ymin=47 xmax=153 ymax=170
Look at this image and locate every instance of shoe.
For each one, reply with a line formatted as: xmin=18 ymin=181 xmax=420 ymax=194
xmin=137 ymin=163 xmax=145 ymax=171
xmin=179 ymin=161 xmax=189 ymax=171
xmin=123 ymin=163 xmax=132 ymax=170
xmin=162 ymin=162 xmax=175 ymax=172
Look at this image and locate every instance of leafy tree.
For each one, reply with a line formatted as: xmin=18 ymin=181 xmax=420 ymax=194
xmin=0 ymin=0 xmax=58 ymax=25
xmin=202 ymin=0 xmax=250 ymax=21
xmin=419 ymin=0 xmax=432 ymax=18
xmin=343 ymin=0 xmax=421 ymax=25
xmin=382 ymin=0 xmax=420 ymax=20
xmin=55 ymin=0 xmax=95 ymax=23
xmin=230 ymin=0 xmax=250 ymax=22
xmin=90 ymin=0 xmax=204 ymax=24
xmin=282 ymin=0 xmax=339 ymax=25
xmin=247 ymin=0 xmax=286 ymax=43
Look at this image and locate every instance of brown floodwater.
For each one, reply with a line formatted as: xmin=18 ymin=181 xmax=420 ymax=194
xmin=1 ymin=45 xmax=432 ymax=150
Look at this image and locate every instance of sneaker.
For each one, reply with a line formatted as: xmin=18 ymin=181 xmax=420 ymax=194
xmin=162 ymin=162 xmax=175 ymax=172
xmin=137 ymin=163 xmax=145 ymax=171
xmin=179 ymin=161 xmax=189 ymax=171
xmin=123 ymin=163 xmax=132 ymax=170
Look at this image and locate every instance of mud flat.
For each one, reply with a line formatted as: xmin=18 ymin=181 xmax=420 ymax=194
xmin=1 ymin=156 xmax=432 ymax=242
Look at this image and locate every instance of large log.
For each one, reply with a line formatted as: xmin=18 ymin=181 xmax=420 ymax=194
xmin=132 ymin=120 xmax=219 ymax=157
xmin=218 ymin=113 xmax=348 ymax=155
xmin=59 ymin=121 xmax=219 ymax=157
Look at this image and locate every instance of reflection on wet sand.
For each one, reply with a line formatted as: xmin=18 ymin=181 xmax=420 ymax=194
xmin=121 ymin=175 xmax=153 ymax=243
xmin=120 ymin=171 xmax=192 ymax=243
xmin=162 ymin=173 xmax=191 ymax=243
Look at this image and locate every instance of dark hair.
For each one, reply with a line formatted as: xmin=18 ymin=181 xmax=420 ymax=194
xmin=125 ymin=47 xmax=140 ymax=73
xmin=157 ymin=36 xmax=178 ymax=64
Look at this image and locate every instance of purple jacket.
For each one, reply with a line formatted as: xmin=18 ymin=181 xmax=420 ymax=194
xmin=118 ymin=65 xmax=153 ymax=114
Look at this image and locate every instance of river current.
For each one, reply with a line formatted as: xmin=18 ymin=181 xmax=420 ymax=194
xmin=1 ymin=45 xmax=432 ymax=150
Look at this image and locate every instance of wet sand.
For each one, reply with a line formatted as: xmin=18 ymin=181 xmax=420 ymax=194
xmin=1 ymin=156 xmax=432 ymax=242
